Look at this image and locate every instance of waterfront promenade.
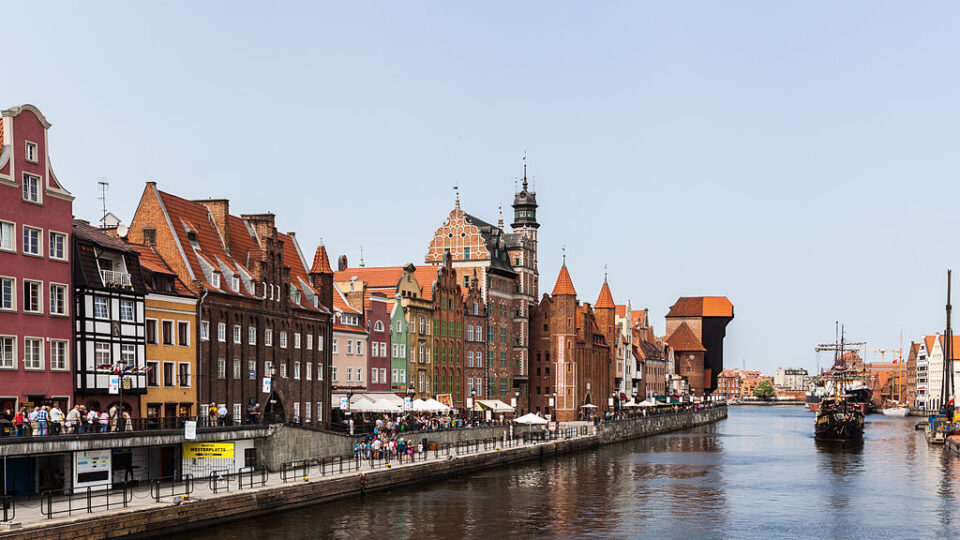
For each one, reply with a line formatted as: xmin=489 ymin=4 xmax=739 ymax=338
xmin=0 ymin=407 xmax=725 ymax=539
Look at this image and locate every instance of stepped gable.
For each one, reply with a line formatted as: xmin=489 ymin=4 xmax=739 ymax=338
xmin=552 ymin=265 xmax=577 ymax=296
xmin=596 ymin=281 xmax=615 ymax=309
xmin=667 ymin=322 xmax=706 ymax=352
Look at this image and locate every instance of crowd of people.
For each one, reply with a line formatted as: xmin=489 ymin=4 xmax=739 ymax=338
xmin=2 ymin=404 xmax=133 ymax=436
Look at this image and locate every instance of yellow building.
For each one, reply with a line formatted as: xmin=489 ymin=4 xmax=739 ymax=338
xmin=131 ymin=245 xmax=197 ymax=425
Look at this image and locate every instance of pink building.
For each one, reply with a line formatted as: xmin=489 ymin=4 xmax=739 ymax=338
xmin=0 ymin=104 xmax=75 ymax=412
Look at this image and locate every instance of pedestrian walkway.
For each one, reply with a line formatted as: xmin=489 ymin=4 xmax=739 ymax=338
xmin=1 ymin=426 xmax=594 ymax=529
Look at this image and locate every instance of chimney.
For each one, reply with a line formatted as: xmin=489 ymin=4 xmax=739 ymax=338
xmin=241 ymin=213 xmax=276 ymax=245
xmin=199 ymin=199 xmax=231 ymax=249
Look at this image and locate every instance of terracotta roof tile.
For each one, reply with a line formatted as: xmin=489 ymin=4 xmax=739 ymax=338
xmin=334 ymin=266 xmax=406 ymax=290
xmin=667 ymin=296 xmax=733 ymax=318
xmin=413 ymin=266 xmax=440 ymax=301
xmin=595 ymin=281 xmax=615 ymax=309
xmin=667 ymin=322 xmax=706 ymax=352
xmin=551 ymin=266 xmax=577 ymax=296
xmin=615 ymin=304 xmax=626 ymax=317
xmin=310 ymin=244 xmax=333 ymax=274
xmin=128 ymin=243 xmax=195 ymax=297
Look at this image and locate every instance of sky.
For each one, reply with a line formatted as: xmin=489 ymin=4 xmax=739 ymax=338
xmin=4 ymin=2 xmax=960 ymax=374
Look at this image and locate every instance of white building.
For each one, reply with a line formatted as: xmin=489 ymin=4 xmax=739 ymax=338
xmin=774 ymin=368 xmax=808 ymax=390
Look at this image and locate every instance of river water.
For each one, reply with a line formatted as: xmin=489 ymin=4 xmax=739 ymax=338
xmin=176 ymin=407 xmax=960 ymax=539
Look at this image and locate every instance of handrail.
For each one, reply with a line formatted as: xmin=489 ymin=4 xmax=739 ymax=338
xmin=237 ymin=466 xmax=268 ymax=489
xmin=280 ymin=459 xmax=313 ymax=482
xmin=150 ymin=474 xmax=194 ymax=502
xmin=0 ymin=495 xmax=13 ymax=522
xmin=40 ymin=486 xmax=131 ymax=519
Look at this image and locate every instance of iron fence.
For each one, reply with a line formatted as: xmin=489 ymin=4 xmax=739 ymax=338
xmin=40 ymin=486 xmax=131 ymax=519
xmin=150 ymin=474 xmax=194 ymax=502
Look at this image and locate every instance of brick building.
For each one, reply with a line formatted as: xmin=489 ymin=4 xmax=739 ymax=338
xmin=528 ymin=263 xmax=611 ymax=421
xmin=0 ymin=104 xmax=75 ymax=413
xmin=665 ymin=296 xmax=734 ymax=395
xmin=128 ymin=183 xmax=332 ymax=426
xmin=430 ymin=253 xmax=465 ymax=407
xmin=463 ymin=271 xmax=487 ymax=401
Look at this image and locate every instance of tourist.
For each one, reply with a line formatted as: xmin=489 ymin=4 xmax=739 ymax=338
xmin=208 ymin=404 xmax=219 ymax=426
xmin=65 ymin=405 xmax=81 ymax=434
xmin=218 ymin=403 xmax=229 ymax=426
xmin=252 ymin=403 xmax=262 ymax=424
xmin=122 ymin=409 xmax=133 ymax=432
xmin=109 ymin=404 xmax=119 ymax=432
xmin=13 ymin=408 xmax=26 ymax=437
xmin=35 ymin=405 xmax=49 ymax=436
xmin=99 ymin=409 xmax=110 ymax=432
xmin=49 ymin=403 xmax=63 ymax=435
xmin=28 ymin=406 xmax=39 ymax=435
xmin=86 ymin=407 xmax=99 ymax=431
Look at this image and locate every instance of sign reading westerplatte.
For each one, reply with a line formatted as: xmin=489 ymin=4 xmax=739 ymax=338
xmin=183 ymin=442 xmax=235 ymax=459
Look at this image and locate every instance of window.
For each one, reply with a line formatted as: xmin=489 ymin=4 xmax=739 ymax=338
xmin=200 ymin=321 xmax=209 ymax=341
xmin=317 ymin=402 xmax=323 ymax=423
xmin=392 ymin=369 xmax=398 ymax=383
xmin=23 ymin=280 xmax=41 ymax=313
xmin=294 ymin=361 xmax=301 ymax=379
xmin=119 ymin=300 xmax=134 ymax=322
xmin=48 ymin=231 xmax=67 ymax=261
xmin=22 ymin=226 xmax=41 ymax=255
xmin=380 ymin=342 xmax=387 ymax=357
xmin=177 ymin=321 xmax=189 ymax=346
xmin=164 ymin=362 xmax=176 ymax=386
xmin=331 ymin=366 xmax=338 ymax=381
xmin=22 ymin=174 xmax=40 ymax=203
xmin=356 ymin=340 xmax=363 ymax=355
xmin=464 ymin=246 xmax=471 ymax=260
xmin=217 ymin=358 xmax=226 ymax=379
xmin=162 ymin=321 xmax=174 ymax=345
xmin=212 ymin=274 xmax=221 ymax=288
xmin=217 ymin=323 xmax=226 ymax=342
xmin=0 ymin=336 xmax=15 ymax=368
xmin=467 ymin=351 xmax=474 ymax=368
xmin=472 ymin=302 xmax=479 ymax=315
xmin=248 ymin=326 xmax=257 ymax=345
xmin=280 ymin=363 xmax=287 ymax=378
xmin=374 ymin=320 xmax=384 ymax=332
xmin=466 ymin=325 xmax=473 ymax=342
xmin=380 ymin=368 xmax=386 ymax=384
xmin=293 ymin=402 xmax=301 ymax=421
xmin=0 ymin=277 xmax=12 ymax=311
xmin=232 ymin=275 xmax=240 ymax=292
xmin=318 ymin=363 xmax=324 ymax=381
xmin=265 ymin=328 xmax=273 ymax=347
xmin=371 ymin=344 xmax=377 ymax=358
xmin=121 ymin=344 xmax=136 ymax=366
xmin=396 ymin=321 xmax=402 ymax=333
xmin=371 ymin=368 xmax=378 ymax=383
xmin=464 ymin=275 xmax=470 ymax=288
xmin=265 ymin=360 xmax=273 ymax=377
xmin=318 ymin=335 xmax=324 ymax=351
xmin=233 ymin=325 xmax=242 ymax=344
xmin=95 ymin=342 xmax=110 ymax=366
xmin=305 ymin=401 xmax=311 ymax=422
xmin=94 ymin=297 xmax=109 ymax=319
xmin=346 ymin=340 xmax=353 ymax=355
xmin=294 ymin=333 xmax=301 ymax=349
xmin=179 ymin=363 xmax=191 ymax=387
xmin=146 ymin=320 xmax=158 ymax=344
xmin=48 ymin=339 xmax=67 ymax=370
xmin=0 ymin=222 xmax=14 ymax=252
xmin=501 ymin=328 xmax=507 ymax=344
xmin=233 ymin=359 xmax=241 ymax=379
xmin=306 ymin=334 xmax=313 ymax=350
xmin=25 ymin=141 xmax=37 ymax=163
xmin=332 ymin=339 xmax=338 ymax=354
xmin=419 ymin=317 xmax=425 ymax=334
xmin=306 ymin=362 xmax=313 ymax=381
xmin=147 ymin=361 xmax=159 ymax=386
xmin=248 ymin=360 xmax=256 ymax=380
xmin=49 ymin=283 xmax=67 ymax=315
xmin=24 ymin=338 xmax=43 ymax=369
xmin=400 ymin=369 xmax=406 ymax=383
xmin=280 ymin=331 xmax=287 ymax=349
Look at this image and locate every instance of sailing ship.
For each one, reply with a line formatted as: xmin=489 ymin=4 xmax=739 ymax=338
xmin=882 ymin=338 xmax=910 ymax=417
xmin=813 ymin=325 xmax=866 ymax=440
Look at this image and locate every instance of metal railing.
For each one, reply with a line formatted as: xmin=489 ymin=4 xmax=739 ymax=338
xmin=99 ymin=269 xmax=132 ymax=287
xmin=150 ymin=474 xmax=194 ymax=502
xmin=207 ymin=468 xmax=233 ymax=494
xmin=238 ymin=466 xmax=268 ymax=489
xmin=280 ymin=460 xmax=312 ymax=482
xmin=40 ymin=486 xmax=132 ymax=519
xmin=1 ymin=495 xmax=13 ymax=522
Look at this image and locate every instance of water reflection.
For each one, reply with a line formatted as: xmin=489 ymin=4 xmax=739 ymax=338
xmin=172 ymin=408 xmax=960 ymax=540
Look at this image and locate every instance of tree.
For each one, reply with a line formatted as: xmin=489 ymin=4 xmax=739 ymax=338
xmin=753 ymin=380 xmax=775 ymax=400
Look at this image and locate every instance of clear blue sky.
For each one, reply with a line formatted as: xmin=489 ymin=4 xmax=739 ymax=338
xmin=6 ymin=2 xmax=959 ymax=374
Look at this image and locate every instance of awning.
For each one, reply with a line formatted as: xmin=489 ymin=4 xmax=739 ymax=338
xmin=514 ymin=413 xmax=548 ymax=425
xmin=473 ymin=399 xmax=514 ymax=412
xmin=580 ymin=404 xmax=598 ymax=408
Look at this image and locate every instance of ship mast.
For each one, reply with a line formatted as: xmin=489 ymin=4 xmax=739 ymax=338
xmin=942 ymin=270 xmax=954 ymax=416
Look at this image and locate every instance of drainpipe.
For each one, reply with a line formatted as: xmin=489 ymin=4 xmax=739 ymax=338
xmin=197 ymin=289 xmax=209 ymax=419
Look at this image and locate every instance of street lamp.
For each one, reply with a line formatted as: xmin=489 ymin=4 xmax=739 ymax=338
xmin=467 ymin=390 xmax=475 ymax=423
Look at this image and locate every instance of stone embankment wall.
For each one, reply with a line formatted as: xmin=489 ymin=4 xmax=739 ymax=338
xmin=0 ymin=407 xmax=726 ymax=540
xmin=257 ymin=424 xmax=535 ymax=471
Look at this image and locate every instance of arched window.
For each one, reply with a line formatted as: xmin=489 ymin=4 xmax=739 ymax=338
xmin=374 ymin=320 xmax=384 ymax=332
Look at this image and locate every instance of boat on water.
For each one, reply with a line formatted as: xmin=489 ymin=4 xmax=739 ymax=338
xmin=881 ymin=404 xmax=910 ymax=417
xmin=806 ymin=380 xmax=871 ymax=414
xmin=815 ymin=394 xmax=865 ymax=439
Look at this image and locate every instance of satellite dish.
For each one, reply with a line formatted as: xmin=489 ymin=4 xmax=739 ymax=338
xmin=117 ymin=224 xmax=129 ymax=238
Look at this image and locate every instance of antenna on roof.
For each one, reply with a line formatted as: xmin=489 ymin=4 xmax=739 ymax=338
xmin=521 ymin=151 xmax=529 ymax=192
xmin=97 ymin=179 xmax=109 ymax=229
xmin=604 ymin=263 xmax=608 ymax=283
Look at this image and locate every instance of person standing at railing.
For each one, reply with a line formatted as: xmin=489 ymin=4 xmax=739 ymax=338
xmin=13 ymin=408 xmax=26 ymax=437
xmin=86 ymin=407 xmax=99 ymax=432
xmin=217 ymin=404 xmax=228 ymax=427
xmin=99 ymin=409 xmax=110 ymax=432
xmin=122 ymin=409 xmax=132 ymax=431
xmin=50 ymin=403 xmax=63 ymax=435
xmin=34 ymin=406 xmax=49 ymax=436
xmin=109 ymin=404 xmax=119 ymax=432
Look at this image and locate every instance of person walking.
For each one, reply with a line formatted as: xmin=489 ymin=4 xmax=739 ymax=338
xmin=122 ymin=409 xmax=133 ymax=432
xmin=109 ymin=404 xmax=119 ymax=432
xmin=87 ymin=407 xmax=99 ymax=432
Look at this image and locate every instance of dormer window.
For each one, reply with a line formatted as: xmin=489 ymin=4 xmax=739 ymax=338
xmin=312 ymin=297 xmax=318 ymax=308
xmin=232 ymin=275 xmax=240 ymax=292
xmin=293 ymin=290 xmax=301 ymax=304
xmin=25 ymin=142 xmax=37 ymax=163
xmin=212 ymin=273 xmax=221 ymax=288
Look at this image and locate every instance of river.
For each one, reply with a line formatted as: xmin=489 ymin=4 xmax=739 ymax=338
xmin=174 ymin=407 xmax=960 ymax=539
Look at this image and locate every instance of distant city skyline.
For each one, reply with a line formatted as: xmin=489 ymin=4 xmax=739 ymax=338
xmin=5 ymin=2 xmax=960 ymax=374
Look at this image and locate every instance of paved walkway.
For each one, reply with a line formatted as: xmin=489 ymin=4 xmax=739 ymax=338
xmin=1 ymin=428 xmax=596 ymax=529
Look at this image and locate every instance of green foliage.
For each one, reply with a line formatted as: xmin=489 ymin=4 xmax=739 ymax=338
xmin=753 ymin=380 xmax=775 ymax=400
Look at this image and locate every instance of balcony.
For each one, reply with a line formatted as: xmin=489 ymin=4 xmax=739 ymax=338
xmin=100 ymin=269 xmax=132 ymax=288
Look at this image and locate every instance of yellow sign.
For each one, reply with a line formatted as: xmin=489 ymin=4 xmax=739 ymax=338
xmin=182 ymin=442 xmax=234 ymax=459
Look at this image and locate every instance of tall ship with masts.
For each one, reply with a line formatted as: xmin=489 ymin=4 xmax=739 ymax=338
xmin=813 ymin=325 xmax=865 ymax=440
xmin=881 ymin=336 xmax=909 ymax=417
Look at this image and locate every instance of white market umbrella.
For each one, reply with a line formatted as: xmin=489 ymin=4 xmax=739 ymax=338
xmin=423 ymin=398 xmax=450 ymax=412
xmin=637 ymin=399 xmax=659 ymax=407
xmin=580 ymin=404 xmax=598 ymax=409
xmin=514 ymin=413 xmax=548 ymax=425
xmin=622 ymin=399 xmax=639 ymax=408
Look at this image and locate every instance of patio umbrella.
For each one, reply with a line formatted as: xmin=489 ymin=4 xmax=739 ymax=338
xmin=514 ymin=413 xmax=548 ymax=425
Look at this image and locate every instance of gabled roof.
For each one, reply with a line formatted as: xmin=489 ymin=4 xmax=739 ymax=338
xmin=128 ymin=243 xmax=194 ymax=297
xmin=666 ymin=296 xmax=733 ymax=318
xmin=73 ymin=220 xmax=137 ymax=254
xmin=615 ymin=304 xmax=626 ymax=317
xmin=666 ymin=322 xmax=706 ymax=352
xmin=595 ymin=281 xmax=615 ymax=309
xmin=552 ymin=266 xmax=576 ymax=296
xmin=413 ymin=265 xmax=440 ymax=302
xmin=333 ymin=286 xmax=362 ymax=315
xmin=334 ymin=266 xmax=406 ymax=290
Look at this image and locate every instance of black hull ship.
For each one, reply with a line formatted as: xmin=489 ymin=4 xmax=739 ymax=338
xmin=814 ymin=395 xmax=865 ymax=440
